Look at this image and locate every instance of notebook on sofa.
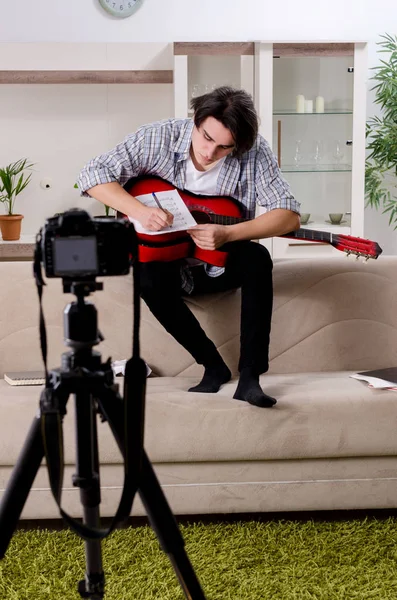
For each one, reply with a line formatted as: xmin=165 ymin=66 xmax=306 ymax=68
xmin=4 ymin=371 xmax=45 ymax=386
xmin=350 ymin=367 xmax=397 ymax=390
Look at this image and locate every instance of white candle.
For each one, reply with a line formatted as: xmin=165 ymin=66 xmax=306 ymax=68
xmin=304 ymin=99 xmax=313 ymax=113
xmin=316 ymin=96 xmax=325 ymax=113
xmin=296 ymin=94 xmax=305 ymax=113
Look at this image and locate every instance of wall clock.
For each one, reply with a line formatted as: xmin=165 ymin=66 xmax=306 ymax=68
xmin=98 ymin=0 xmax=144 ymax=18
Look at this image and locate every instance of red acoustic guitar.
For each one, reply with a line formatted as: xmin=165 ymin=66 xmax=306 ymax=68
xmin=124 ymin=176 xmax=382 ymax=266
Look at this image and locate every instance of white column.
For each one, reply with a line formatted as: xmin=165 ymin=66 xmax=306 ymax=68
xmin=240 ymin=55 xmax=254 ymax=97
xmin=174 ymin=55 xmax=188 ymax=119
xmin=254 ymin=42 xmax=274 ymax=255
xmin=254 ymin=42 xmax=273 ymax=143
xmin=351 ymin=42 xmax=368 ymax=238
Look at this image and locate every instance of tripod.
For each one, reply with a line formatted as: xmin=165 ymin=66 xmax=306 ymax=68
xmin=0 ymin=280 xmax=206 ymax=599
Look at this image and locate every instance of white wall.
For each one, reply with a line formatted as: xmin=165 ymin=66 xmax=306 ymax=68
xmin=0 ymin=0 xmax=396 ymax=252
xmin=0 ymin=43 xmax=174 ymax=233
xmin=0 ymin=0 xmax=372 ymax=44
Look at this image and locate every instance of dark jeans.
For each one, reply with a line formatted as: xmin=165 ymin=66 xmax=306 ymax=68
xmin=139 ymin=241 xmax=273 ymax=374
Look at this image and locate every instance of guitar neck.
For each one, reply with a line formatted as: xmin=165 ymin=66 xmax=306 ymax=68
xmin=213 ymin=215 xmax=333 ymax=245
xmin=282 ymin=228 xmax=332 ymax=244
xmin=212 ymin=214 xmax=244 ymax=226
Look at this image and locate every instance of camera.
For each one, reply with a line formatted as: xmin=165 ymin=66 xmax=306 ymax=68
xmin=38 ymin=208 xmax=135 ymax=279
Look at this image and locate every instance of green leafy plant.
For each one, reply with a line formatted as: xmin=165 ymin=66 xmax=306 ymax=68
xmin=0 ymin=158 xmax=34 ymax=215
xmin=365 ymin=33 xmax=397 ymax=227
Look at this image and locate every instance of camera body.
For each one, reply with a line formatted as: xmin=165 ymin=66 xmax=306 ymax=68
xmin=40 ymin=208 xmax=134 ymax=279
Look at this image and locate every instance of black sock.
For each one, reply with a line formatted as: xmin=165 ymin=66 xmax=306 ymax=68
xmin=188 ymin=362 xmax=231 ymax=393
xmin=233 ymin=367 xmax=277 ymax=408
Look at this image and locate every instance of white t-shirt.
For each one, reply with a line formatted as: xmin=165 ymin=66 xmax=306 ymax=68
xmin=184 ymin=155 xmax=226 ymax=196
xmin=183 ymin=155 xmax=227 ymax=270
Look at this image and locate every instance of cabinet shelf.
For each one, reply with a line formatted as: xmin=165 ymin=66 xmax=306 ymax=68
xmin=300 ymin=222 xmax=350 ymax=231
xmin=174 ymin=42 xmax=254 ymax=56
xmin=281 ymin=164 xmax=352 ymax=173
xmin=0 ymin=70 xmax=173 ymax=84
xmin=0 ymin=236 xmax=35 ymax=259
xmin=274 ymin=109 xmax=353 ymax=115
xmin=174 ymin=42 xmax=354 ymax=58
xmin=273 ymin=43 xmax=354 ymax=57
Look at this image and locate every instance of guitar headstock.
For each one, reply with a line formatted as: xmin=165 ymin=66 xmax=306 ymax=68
xmin=333 ymin=234 xmax=383 ymax=260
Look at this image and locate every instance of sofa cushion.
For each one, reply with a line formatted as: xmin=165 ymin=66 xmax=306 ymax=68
xmin=1 ymin=371 xmax=396 ymax=467
xmin=1 ymin=258 xmax=397 ymax=379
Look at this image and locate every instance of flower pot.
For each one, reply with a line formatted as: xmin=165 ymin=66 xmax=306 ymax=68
xmin=0 ymin=214 xmax=24 ymax=241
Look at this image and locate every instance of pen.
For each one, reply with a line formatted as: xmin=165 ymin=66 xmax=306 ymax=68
xmin=152 ymin=192 xmax=167 ymax=214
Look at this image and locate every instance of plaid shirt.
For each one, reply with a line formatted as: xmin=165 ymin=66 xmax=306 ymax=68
xmin=78 ymin=118 xmax=300 ymax=293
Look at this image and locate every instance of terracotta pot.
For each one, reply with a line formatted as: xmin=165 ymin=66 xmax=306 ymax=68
xmin=0 ymin=214 xmax=24 ymax=241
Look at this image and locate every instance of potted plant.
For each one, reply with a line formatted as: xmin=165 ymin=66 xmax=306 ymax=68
xmin=365 ymin=33 xmax=397 ymax=227
xmin=0 ymin=158 xmax=34 ymax=240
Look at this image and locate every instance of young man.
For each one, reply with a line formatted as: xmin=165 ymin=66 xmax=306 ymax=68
xmin=78 ymin=87 xmax=301 ymax=408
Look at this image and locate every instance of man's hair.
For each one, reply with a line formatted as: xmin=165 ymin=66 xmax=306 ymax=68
xmin=190 ymin=86 xmax=259 ymax=157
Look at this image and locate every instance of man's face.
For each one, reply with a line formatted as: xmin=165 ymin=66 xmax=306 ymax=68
xmin=190 ymin=116 xmax=235 ymax=170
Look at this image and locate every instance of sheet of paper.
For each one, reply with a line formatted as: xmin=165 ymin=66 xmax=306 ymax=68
xmin=128 ymin=189 xmax=197 ymax=235
xmin=350 ymin=373 xmax=397 ymax=390
xmin=112 ymin=359 xmax=152 ymax=377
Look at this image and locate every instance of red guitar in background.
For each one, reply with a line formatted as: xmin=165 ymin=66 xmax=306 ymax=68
xmin=122 ymin=176 xmax=382 ymax=266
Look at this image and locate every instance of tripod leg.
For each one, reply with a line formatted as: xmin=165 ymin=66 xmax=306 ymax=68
xmin=73 ymin=393 xmax=105 ymax=599
xmin=96 ymin=389 xmax=207 ymax=600
xmin=139 ymin=451 xmax=207 ymax=600
xmin=0 ymin=413 xmax=44 ymax=559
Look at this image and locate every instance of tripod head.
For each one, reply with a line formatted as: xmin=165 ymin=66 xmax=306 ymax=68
xmin=62 ymin=280 xmax=104 ymax=351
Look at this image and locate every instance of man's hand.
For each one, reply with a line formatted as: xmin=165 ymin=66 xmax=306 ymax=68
xmin=187 ymin=224 xmax=230 ymax=250
xmin=137 ymin=206 xmax=174 ymax=232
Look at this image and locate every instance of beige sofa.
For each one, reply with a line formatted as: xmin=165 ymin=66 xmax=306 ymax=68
xmin=1 ymin=256 xmax=397 ymax=520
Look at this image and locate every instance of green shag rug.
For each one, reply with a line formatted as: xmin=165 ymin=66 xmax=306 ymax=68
xmin=1 ymin=517 xmax=397 ymax=599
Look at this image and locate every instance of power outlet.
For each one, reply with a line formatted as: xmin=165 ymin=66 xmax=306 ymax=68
xmin=40 ymin=178 xmax=53 ymax=190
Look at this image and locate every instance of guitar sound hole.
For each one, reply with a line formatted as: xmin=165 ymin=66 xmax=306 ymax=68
xmin=190 ymin=210 xmax=212 ymax=225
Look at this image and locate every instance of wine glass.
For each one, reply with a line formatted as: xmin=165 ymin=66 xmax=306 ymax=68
xmin=293 ymin=140 xmax=303 ymax=167
xmin=313 ymin=140 xmax=323 ymax=167
xmin=333 ymin=140 xmax=345 ymax=164
xmin=191 ymin=84 xmax=200 ymax=99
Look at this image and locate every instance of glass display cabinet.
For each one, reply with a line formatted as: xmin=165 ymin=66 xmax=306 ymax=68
xmin=255 ymin=42 xmax=367 ymax=258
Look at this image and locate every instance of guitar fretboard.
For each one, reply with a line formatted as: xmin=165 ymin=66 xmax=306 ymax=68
xmin=211 ymin=215 xmax=243 ymax=226
xmin=211 ymin=216 xmax=334 ymax=245
xmin=284 ymin=228 xmax=332 ymax=243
